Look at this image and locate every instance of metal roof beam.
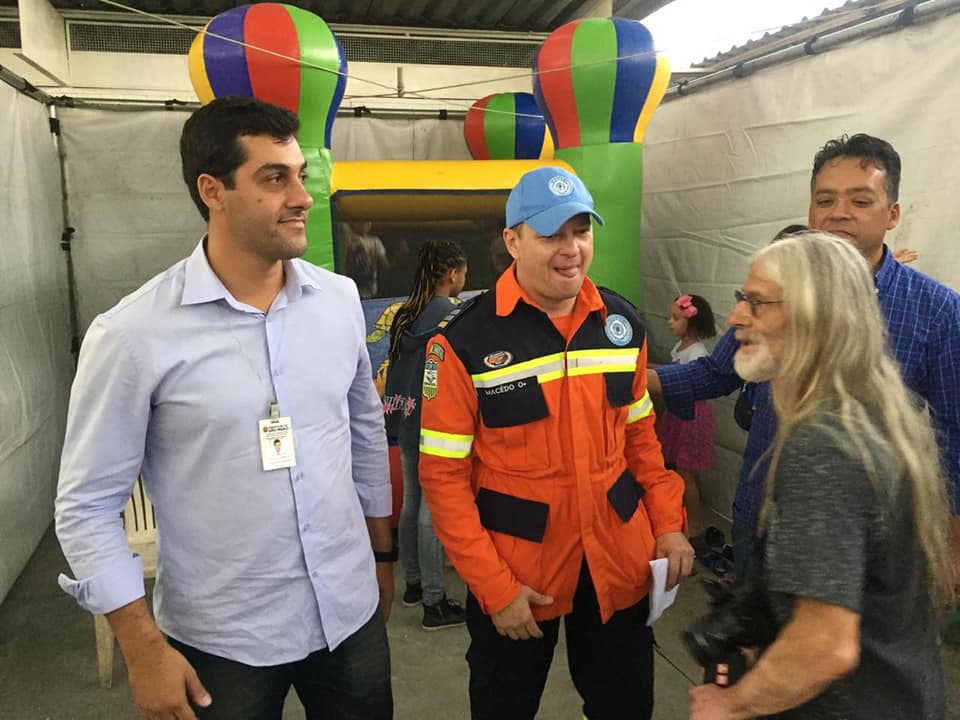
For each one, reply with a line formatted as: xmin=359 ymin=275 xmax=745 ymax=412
xmin=426 ymin=0 xmax=462 ymax=23
xmin=616 ymin=0 xmax=675 ymax=20
xmin=398 ymin=0 xmax=431 ymax=24
xmin=502 ymin=1 xmax=552 ymax=27
xmin=479 ymin=0 xmax=524 ymax=26
xmin=538 ymin=0 xmax=588 ymax=27
xmin=365 ymin=0 xmax=401 ymax=24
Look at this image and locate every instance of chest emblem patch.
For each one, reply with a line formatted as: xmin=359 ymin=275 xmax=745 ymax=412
xmin=605 ymin=314 xmax=633 ymax=346
xmin=483 ymin=350 xmax=513 ymax=369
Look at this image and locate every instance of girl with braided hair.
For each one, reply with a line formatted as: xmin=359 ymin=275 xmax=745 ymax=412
xmin=384 ymin=238 xmax=468 ymax=630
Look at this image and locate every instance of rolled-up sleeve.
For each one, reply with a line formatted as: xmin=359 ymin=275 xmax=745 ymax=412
xmin=656 ymin=327 xmax=743 ymax=420
xmin=347 ymin=309 xmax=392 ymax=518
xmin=55 ymin=317 xmax=151 ymax=615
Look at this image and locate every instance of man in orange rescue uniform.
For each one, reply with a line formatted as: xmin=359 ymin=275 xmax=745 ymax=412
xmin=418 ymin=166 xmax=694 ymax=720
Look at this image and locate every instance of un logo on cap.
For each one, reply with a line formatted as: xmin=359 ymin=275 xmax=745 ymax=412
xmin=548 ymin=176 xmax=573 ymax=197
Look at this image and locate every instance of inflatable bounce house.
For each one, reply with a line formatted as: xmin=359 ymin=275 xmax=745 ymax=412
xmin=187 ymin=3 xmax=670 ymax=520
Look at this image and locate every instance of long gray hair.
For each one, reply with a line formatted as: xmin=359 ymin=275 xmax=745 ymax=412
xmin=757 ymin=231 xmax=952 ymax=608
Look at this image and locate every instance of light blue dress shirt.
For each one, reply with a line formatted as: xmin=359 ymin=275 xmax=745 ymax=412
xmin=55 ymin=241 xmax=392 ymax=665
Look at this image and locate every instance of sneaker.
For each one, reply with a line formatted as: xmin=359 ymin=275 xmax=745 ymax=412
xmin=402 ymin=582 xmax=422 ymax=607
xmin=422 ymin=596 xmax=466 ymax=631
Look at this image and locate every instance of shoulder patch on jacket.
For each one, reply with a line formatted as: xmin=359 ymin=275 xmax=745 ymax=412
xmin=436 ymin=293 xmax=483 ymax=332
xmin=597 ymin=287 xmax=646 ymax=344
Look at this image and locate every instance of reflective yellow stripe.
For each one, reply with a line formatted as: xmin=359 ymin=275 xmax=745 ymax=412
xmin=419 ymin=445 xmax=471 ymax=459
xmin=420 ymin=428 xmax=474 ymax=458
xmin=567 ymin=348 xmax=639 ymax=377
xmin=470 ymin=349 xmax=638 ymax=387
xmin=538 ymin=369 xmax=565 ymax=383
xmin=568 ymin=363 xmax=637 ymax=377
xmin=567 ymin=348 xmax=639 ymax=361
xmin=626 ymin=392 xmax=654 ymax=424
xmin=471 ymin=353 xmax=565 ymax=389
xmin=421 ymin=429 xmax=473 ymax=443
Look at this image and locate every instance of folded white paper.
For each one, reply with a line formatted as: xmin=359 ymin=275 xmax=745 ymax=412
xmin=646 ymin=557 xmax=679 ymax=626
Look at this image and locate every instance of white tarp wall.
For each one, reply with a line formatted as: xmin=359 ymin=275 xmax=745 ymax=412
xmin=641 ymin=9 xmax=960 ymax=518
xmin=59 ymin=111 xmax=471 ymax=331
xmin=0 ymin=83 xmax=73 ymax=604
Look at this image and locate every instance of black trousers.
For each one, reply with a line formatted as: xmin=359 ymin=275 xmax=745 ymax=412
xmin=465 ymin=562 xmax=654 ymax=720
xmin=167 ymin=610 xmax=392 ymax=720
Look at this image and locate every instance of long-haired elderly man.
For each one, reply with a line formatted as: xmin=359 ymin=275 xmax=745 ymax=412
xmin=689 ymin=232 xmax=950 ymax=720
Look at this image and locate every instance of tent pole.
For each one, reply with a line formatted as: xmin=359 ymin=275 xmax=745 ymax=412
xmin=49 ymin=105 xmax=82 ymax=365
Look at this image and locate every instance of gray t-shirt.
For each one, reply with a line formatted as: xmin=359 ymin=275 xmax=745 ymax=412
xmin=762 ymin=416 xmax=944 ymax=720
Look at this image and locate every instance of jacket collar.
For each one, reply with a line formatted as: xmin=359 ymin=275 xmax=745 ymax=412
xmin=494 ymin=263 xmax=605 ymax=320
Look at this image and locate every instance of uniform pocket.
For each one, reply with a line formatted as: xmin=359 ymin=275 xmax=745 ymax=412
xmin=480 ymin=421 xmax=552 ymax=472
xmin=476 ymin=376 xmax=552 ymax=471
xmin=604 ymin=371 xmax=634 ymax=408
xmin=477 ymin=375 xmax=549 ymax=428
xmin=476 ymin=488 xmax=549 ymax=543
xmin=607 ymin=467 xmax=646 ymax=522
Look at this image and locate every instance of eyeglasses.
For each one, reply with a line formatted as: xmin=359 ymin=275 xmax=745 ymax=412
xmin=734 ymin=289 xmax=784 ymax=316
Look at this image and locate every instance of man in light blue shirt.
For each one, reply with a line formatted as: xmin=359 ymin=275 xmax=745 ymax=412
xmin=55 ymin=97 xmax=395 ymax=720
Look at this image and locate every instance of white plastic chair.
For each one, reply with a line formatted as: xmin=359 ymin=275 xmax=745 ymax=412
xmin=94 ymin=477 xmax=157 ymax=688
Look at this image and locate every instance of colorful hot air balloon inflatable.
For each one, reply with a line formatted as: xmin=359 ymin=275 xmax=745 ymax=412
xmin=188 ymin=3 xmax=346 ymax=269
xmin=533 ymin=17 xmax=670 ymax=305
xmin=464 ymin=92 xmax=553 ymax=160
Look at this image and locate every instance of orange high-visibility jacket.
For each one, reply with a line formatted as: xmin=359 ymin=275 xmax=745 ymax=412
xmin=418 ymin=270 xmax=685 ymax=622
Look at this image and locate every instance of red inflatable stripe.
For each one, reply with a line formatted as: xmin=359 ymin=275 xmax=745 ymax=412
xmin=244 ymin=3 xmax=301 ymax=114
xmin=537 ymin=20 xmax=581 ymax=149
xmin=465 ymin=95 xmax=492 ymax=160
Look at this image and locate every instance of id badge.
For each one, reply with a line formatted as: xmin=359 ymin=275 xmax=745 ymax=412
xmin=259 ymin=406 xmax=297 ymax=471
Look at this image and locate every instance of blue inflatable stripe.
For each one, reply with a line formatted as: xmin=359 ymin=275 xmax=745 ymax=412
xmin=204 ymin=7 xmax=254 ymax=99
xmin=324 ymin=32 xmax=348 ymax=149
xmin=513 ymin=93 xmax=544 ymax=160
xmin=609 ymin=20 xmax=656 ymax=143
xmin=532 ymin=55 xmax=560 ymax=153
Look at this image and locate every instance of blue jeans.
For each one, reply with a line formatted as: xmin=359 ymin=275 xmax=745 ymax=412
xmin=731 ymin=506 xmax=762 ymax=580
xmin=168 ymin=610 xmax=392 ymax=719
xmin=398 ymin=443 xmax=446 ymax=605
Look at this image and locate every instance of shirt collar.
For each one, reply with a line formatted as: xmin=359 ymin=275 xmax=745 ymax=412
xmin=873 ymin=243 xmax=895 ymax=294
xmin=181 ymin=237 xmax=322 ymax=308
xmin=494 ymin=262 xmax=605 ymax=319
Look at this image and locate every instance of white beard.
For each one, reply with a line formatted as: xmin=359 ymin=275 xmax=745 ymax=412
xmin=734 ymin=344 xmax=777 ymax=383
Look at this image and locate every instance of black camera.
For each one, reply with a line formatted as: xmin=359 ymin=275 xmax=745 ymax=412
xmin=682 ymin=578 xmax=779 ymax=686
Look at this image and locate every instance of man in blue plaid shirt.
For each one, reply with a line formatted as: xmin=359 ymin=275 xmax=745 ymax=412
xmin=648 ymin=134 xmax=960 ymax=582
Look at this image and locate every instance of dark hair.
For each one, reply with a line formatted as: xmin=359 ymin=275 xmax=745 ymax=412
xmin=388 ymin=239 xmax=467 ymax=362
xmin=773 ymin=224 xmax=807 ymax=241
xmin=811 ymin=133 xmax=901 ymax=203
xmin=180 ymin=96 xmax=300 ymax=221
xmin=677 ymin=294 xmax=717 ymax=340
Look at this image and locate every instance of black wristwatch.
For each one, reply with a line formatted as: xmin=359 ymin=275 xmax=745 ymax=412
xmin=373 ymin=545 xmax=398 ymax=563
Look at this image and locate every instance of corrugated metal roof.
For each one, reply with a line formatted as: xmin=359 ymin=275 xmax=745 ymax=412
xmin=0 ymin=0 xmax=675 ymax=33
xmin=695 ymin=0 xmax=912 ymax=68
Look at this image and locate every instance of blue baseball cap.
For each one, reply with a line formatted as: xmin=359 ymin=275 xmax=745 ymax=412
xmin=505 ymin=166 xmax=604 ymax=237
